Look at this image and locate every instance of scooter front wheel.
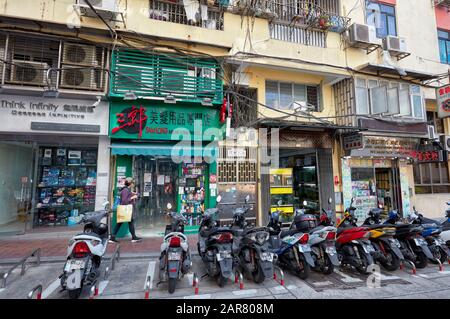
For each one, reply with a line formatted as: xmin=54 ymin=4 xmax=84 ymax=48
xmin=295 ymin=260 xmax=310 ymax=279
xmin=414 ymin=252 xmax=428 ymax=269
xmin=380 ymin=250 xmax=401 ymax=271
xmin=322 ymin=254 xmax=334 ymax=275
xmin=217 ymin=275 xmax=227 ymax=287
xmin=252 ymin=263 xmax=265 ymax=284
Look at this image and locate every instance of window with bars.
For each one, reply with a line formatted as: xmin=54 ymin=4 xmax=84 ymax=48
xmin=265 ymin=80 xmax=320 ymax=111
xmin=438 ymin=29 xmax=450 ymax=65
xmin=414 ymin=162 xmax=450 ymax=194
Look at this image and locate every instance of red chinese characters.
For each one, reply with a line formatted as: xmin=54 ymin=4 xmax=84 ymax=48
xmin=112 ymin=106 xmax=148 ymax=138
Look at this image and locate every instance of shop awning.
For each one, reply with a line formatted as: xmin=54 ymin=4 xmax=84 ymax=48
xmin=355 ymin=63 xmax=439 ymax=82
xmin=111 ymin=142 xmax=218 ymax=158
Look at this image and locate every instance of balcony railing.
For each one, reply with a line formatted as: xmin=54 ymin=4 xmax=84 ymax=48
xmin=270 ymin=23 xmax=326 ymax=47
xmin=149 ymin=0 xmax=224 ymax=30
xmin=268 ymin=1 xmax=350 ymax=33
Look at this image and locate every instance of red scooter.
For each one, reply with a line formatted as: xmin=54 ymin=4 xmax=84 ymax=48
xmin=336 ymin=199 xmax=375 ymax=275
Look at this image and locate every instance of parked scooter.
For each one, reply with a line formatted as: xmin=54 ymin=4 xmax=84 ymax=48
xmin=60 ymin=201 xmax=110 ymax=299
xmin=267 ymin=201 xmax=315 ymax=279
xmin=231 ymin=195 xmax=275 ymax=283
xmin=439 ymin=202 xmax=450 ymax=246
xmin=197 ymin=196 xmax=234 ymax=287
xmin=408 ymin=208 xmax=450 ymax=264
xmin=336 ymin=199 xmax=375 ymax=275
xmin=291 ymin=199 xmax=339 ymax=275
xmin=383 ymin=210 xmax=433 ymax=268
xmin=159 ymin=203 xmax=192 ymax=294
xmin=362 ymin=208 xmax=404 ymax=271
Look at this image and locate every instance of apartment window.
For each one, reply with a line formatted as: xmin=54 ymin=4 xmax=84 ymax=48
xmin=265 ymin=80 xmax=320 ymax=111
xmin=366 ymin=1 xmax=397 ymax=38
xmin=438 ymin=29 xmax=450 ymax=64
xmin=414 ymin=162 xmax=450 ymax=194
xmin=354 ymin=78 xmax=424 ymax=119
xmin=427 ymin=111 xmax=445 ymax=134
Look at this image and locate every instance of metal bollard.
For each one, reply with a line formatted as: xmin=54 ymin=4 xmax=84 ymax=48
xmin=401 ymin=260 xmax=417 ymax=275
xmin=435 ymin=258 xmax=443 ymax=272
xmin=235 ymin=271 xmax=244 ymax=290
xmin=144 ymin=276 xmax=151 ymax=299
xmin=193 ymin=273 xmax=199 ymax=295
xmin=274 ymin=266 xmax=285 ymax=286
xmin=28 ymin=284 xmax=43 ymax=300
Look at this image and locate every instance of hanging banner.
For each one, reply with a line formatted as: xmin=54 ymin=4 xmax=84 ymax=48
xmin=399 ymin=165 xmax=411 ymax=217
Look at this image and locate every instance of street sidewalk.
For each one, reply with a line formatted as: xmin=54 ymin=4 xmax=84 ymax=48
xmin=0 ymin=232 xmax=198 ymax=262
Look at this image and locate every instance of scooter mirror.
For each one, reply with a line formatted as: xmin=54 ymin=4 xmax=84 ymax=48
xmin=216 ymin=195 xmax=222 ymax=203
xmin=167 ymin=203 xmax=172 ymax=210
xmin=303 ymin=200 xmax=307 ymax=206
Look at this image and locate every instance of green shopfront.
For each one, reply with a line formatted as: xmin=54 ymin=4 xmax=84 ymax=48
xmin=109 ymin=102 xmax=222 ymax=236
xmin=108 ymin=49 xmax=224 ymax=236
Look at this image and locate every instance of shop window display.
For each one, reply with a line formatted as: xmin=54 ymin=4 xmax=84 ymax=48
xmin=35 ymin=147 xmax=97 ymax=226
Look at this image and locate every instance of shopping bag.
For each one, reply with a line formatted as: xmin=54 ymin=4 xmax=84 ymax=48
xmin=116 ymin=204 xmax=133 ymax=223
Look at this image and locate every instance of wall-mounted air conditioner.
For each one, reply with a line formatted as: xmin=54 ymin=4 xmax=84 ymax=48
xmin=60 ymin=66 xmax=98 ymax=90
xmin=232 ymin=72 xmax=250 ymax=86
xmin=349 ymin=23 xmax=380 ymax=46
xmin=9 ymin=61 xmax=48 ymax=86
xmin=62 ymin=43 xmax=98 ymax=66
xmin=428 ymin=125 xmax=438 ymax=140
xmin=77 ymin=0 xmax=117 ymax=12
xmin=383 ymin=36 xmax=408 ymax=57
xmin=441 ymin=135 xmax=450 ymax=151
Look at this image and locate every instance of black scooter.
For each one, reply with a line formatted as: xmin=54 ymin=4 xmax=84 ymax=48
xmin=231 ymin=196 xmax=275 ymax=283
xmin=197 ymin=196 xmax=234 ymax=287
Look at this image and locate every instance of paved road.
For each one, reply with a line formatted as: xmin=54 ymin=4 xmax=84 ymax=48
xmin=1 ymin=254 xmax=450 ymax=299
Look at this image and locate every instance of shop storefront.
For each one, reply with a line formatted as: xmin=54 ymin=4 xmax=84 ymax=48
xmin=341 ymin=135 xmax=420 ymax=221
xmin=259 ymin=128 xmax=335 ymax=225
xmin=109 ymin=101 xmax=222 ymax=236
xmin=0 ymin=94 xmax=110 ymax=235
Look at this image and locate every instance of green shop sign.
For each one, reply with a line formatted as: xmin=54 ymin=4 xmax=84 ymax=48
xmin=109 ymin=101 xmax=223 ymax=141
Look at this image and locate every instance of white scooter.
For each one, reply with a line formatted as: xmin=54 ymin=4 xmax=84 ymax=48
xmin=158 ymin=203 xmax=192 ymax=294
xmin=439 ymin=202 xmax=450 ymax=246
xmin=60 ymin=201 xmax=110 ymax=299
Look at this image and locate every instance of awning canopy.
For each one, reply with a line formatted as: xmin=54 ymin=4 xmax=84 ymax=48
xmin=355 ymin=63 xmax=439 ymax=82
xmin=111 ymin=142 xmax=218 ymax=158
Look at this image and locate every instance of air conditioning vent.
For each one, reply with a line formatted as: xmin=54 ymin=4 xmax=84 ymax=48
xmin=232 ymin=72 xmax=250 ymax=86
xmin=63 ymin=44 xmax=97 ymax=66
xmin=349 ymin=23 xmax=380 ymax=46
xmin=9 ymin=61 xmax=48 ymax=86
xmin=60 ymin=66 xmax=98 ymax=90
xmin=383 ymin=36 xmax=408 ymax=56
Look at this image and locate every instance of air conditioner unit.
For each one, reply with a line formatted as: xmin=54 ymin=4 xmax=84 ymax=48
xmin=9 ymin=61 xmax=48 ymax=86
xmin=62 ymin=43 xmax=97 ymax=66
xmin=427 ymin=125 xmax=438 ymax=141
xmin=383 ymin=36 xmax=408 ymax=56
xmin=440 ymin=135 xmax=450 ymax=151
xmin=77 ymin=0 xmax=117 ymax=12
xmin=232 ymin=72 xmax=250 ymax=86
xmin=349 ymin=23 xmax=380 ymax=46
xmin=60 ymin=66 xmax=98 ymax=90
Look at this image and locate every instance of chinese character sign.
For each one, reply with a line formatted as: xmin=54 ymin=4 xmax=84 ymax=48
xmin=437 ymin=84 xmax=450 ymax=119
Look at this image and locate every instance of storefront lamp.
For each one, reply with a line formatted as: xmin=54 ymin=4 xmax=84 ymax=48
xmin=164 ymin=95 xmax=176 ymax=104
xmin=123 ymin=91 xmax=137 ymax=100
xmin=42 ymin=89 xmax=59 ymax=98
xmin=201 ymin=97 xmax=213 ymax=106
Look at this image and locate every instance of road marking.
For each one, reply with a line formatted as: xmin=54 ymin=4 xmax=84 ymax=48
xmin=232 ymin=289 xmax=258 ymax=296
xmin=418 ymin=274 xmax=430 ymax=278
xmin=380 ymin=274 xmax=400 ymax=280
xmin=41 ymin=278 xmax=60 ymax=299
xmin=272 ymin=285 xmax=287 ymax=292
xmin=186 ymin=273 xmax=193 ymax=286
xmin=286 ymin=285 xmax=298 ymax=290
xmin=144 ymin=261 xmax=156 ymax=290
xmin=184 ymin=294 xmax=211 ymax=299
xmin=99 ymin=280 xmax=109 ymax=294
xmin=0 ymin=288 xmax=4 ymax=294
xmin=311 ymin=281 xmax=333 ymax=286
xmin=334 ymin=270 xmax=363 ymax=283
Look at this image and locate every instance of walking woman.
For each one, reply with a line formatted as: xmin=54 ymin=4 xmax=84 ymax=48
xmin=109 ymin=177 xmax=142 ymax=243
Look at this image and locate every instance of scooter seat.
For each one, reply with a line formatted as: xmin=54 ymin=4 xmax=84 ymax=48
xmin=309 ymin=225 xmax=325 ymax=233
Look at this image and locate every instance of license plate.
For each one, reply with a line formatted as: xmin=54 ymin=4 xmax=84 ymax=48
xmin=64 ymin=259 xmax=85 ymax=272
xmin=414 ymin=238 xmax=427 ymax=246
xmin=217 ymin=251 xmax=231 ymax=261
xmin=260 ymin=252 xmax=273 ymax=262
xmin=168 ymin=252 xmax=182 ymax=261
xmin=298 ymin=244 xmax=311 ymax=253
xmin=325 ymin=246 xmax=337 ymax=255
xmin=363 ymin=244 xmax=375 ymax=253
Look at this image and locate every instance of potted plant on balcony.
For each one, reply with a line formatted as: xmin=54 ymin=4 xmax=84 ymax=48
xmin=317 ymin=14 xmax=330 ymax=30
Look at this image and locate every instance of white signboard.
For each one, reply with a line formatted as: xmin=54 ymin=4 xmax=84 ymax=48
xmin=437 ymin=85 xmax=450 ymax=119
xmin=0 ymin=95 xmax=109 ymax=135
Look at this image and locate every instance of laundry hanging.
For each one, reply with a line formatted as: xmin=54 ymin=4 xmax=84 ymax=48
xmin=183 ymin=0 xmax=200 ymax=23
